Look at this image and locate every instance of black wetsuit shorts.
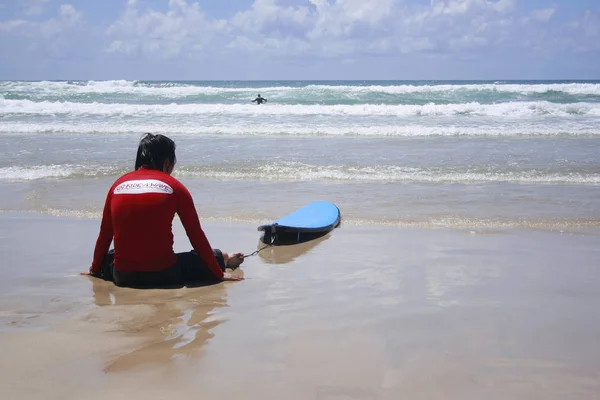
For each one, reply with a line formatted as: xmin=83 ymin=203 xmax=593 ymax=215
xmin=96 ymin=249 xmax=226 ymax=288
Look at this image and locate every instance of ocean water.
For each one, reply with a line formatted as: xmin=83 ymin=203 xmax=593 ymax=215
xmin=1 ymin=80 xmax=599 ymax=230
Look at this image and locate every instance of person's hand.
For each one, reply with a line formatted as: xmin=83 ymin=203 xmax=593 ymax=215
xmin=222 ymin=272 xmax=244 ymax=281
xmin=81 ymin=268 xmax=100 ymax=277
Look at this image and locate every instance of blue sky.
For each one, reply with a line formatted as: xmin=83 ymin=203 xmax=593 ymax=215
xmin=0 ymin=0 xmax=599 ymax=80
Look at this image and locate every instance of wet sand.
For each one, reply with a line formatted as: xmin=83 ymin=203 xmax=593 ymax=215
xmin=1 ymin=212 xmax=599 ymax=399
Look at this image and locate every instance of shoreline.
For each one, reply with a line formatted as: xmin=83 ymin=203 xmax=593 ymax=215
xmin=1 ymin=209 xmax=599 ymax=233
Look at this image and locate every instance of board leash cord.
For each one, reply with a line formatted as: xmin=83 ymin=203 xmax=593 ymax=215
xmin=243 ymin=225 xmax=278 ymax=258
xmin=243 ymin=234 xmax=276 ymax=258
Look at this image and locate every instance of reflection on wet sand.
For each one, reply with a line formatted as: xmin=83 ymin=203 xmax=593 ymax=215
xmin=89 ymin=278 xmax=228 ymax=373
xmin=258 ymin=232 xmax=332 ymax=264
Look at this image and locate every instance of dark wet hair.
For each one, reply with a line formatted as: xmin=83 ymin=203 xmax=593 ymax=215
xmin=134 ymin=133 xmax=176 ymax=171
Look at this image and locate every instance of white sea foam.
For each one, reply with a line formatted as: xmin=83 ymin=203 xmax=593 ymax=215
xmin=304 ymin=83 xmax=600 ymax=96
xmin=0 ymin=165 xmax=121 ymax=181
xmin=176 ymin=163 xmax=600 ymax=185
xmin=1 ymin=122 xmax=598 ymax=137
xmin=2 ymin=163 xmax=598 ymax=184
xmin=3 ymin=99 xmax=600 ymax=117
xmin=1 ymin=80 xmax=296 ymax=97
xmin=3 ymin=80 xmax=600 ymax=96
xmin=0 ymin=165 xmax=74 ymax=180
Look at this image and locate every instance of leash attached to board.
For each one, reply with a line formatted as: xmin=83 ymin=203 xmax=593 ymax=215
xmin=243 ymin=223 xmax=278 ymax=258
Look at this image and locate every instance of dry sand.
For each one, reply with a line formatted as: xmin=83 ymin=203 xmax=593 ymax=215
xmin=1 ymin=212 xmax=599 ymax=399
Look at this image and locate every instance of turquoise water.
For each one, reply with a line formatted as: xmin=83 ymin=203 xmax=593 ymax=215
xmin=4 ymin=80 xmax=600 ymax=105
xmin=0 ymin=80 xmax=599 ymax=229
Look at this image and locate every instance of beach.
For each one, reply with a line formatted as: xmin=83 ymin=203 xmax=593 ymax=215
xmin=1 ymin=212 xmax=599 ymax=399
xmin=1 ymin=79 xmax=599 ymax=398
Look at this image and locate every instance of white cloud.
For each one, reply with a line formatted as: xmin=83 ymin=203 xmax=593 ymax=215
xmin=448 ymin=35 xmax=488 ymax=51
xmin=207 ymin=0 xmax=600 ymax=65
xmin=531 ymin=7 xmax=556 ymax=22
xmin=227 ymin=34 xmax=311 ymax=57
xmin=37 ymin=4 xmax=82 ymax=37
xmin=231 ymin=0 xmax=310 ymax=33
xmin=0 ymin=3 xmax=85 ymax=59
xmin=106 ymin=39 xmax=137 ymax=55
xmin=428 ymin=0 xmax=515 ymax=16
xmin=308 ymin=0 xmax=395 ymax=39
xmin=106 ymin=0 xmax=226 ymax=58
xmin=2 ymin=3 xmax=82 ymax=37
xmin=566 ymin=10 xmax=600 ymax=53
xmin=21 ymin=0 xmax=50 ymax=16
xmin=226 ymin=0 xmax=398 ymax=58
xmin=59 ymin=4 xmax=81 ymax=22
xmin=403 ymin=0 xmax=517 ymax=51
xmin=223 ymin=0 xmax=530 ymax=58
xmin=0 ymin=19 xmax=27 ymax=34
xmin=1 ymin=0 xmax=599 ymax=79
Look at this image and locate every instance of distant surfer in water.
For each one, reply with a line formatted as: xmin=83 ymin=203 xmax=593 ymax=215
xmin=252 ymin=94 xmax=267 ymax=104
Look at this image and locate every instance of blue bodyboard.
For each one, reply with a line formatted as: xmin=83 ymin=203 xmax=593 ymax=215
xmin=258 ymin=201 xmax=341 ymax=235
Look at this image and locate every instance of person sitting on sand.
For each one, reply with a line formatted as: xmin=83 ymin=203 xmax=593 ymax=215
xmin=84 ymin=133 xmax=244 ymax=288
xmin=252 ymin=94 xmax=267 ymax=104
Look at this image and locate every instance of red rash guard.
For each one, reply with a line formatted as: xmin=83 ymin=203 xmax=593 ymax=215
xmin=90 ymin=167 xmax=224 ymax=279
